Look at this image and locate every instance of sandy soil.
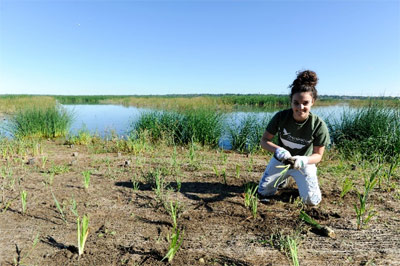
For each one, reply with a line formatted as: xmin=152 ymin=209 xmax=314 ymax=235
xmin=0 ymin=140 xmax=399 ymax=266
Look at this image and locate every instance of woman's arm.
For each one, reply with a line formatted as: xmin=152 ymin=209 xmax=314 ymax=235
xmin=260 ymin=131 xmax=280 ymax=153
xmin=307 ymin=145 xmax=325 ymax=164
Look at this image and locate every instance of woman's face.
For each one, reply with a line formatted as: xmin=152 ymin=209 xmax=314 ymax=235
xmin=291 ymin=92 xmax=314 ymax=122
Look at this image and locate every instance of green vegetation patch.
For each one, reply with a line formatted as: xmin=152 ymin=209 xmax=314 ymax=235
xmin=328 ymin=105 xmax=400 ymax=162
xmin=5 ymin=105 xmax=73 ymax=139
xmin=131 ymin=109 xmax=224 ymax=147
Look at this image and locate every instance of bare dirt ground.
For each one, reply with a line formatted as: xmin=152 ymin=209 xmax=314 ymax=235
xmin=1 ymin=140 xmax=399 ymax=265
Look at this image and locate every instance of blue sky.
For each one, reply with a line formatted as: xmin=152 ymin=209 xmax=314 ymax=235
xmin=0 ymin=0 xmax=399 ymax=97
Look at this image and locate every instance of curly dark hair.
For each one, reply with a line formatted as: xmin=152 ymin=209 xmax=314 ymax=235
xmin=289 ymin=70 xmax=318 ymax=100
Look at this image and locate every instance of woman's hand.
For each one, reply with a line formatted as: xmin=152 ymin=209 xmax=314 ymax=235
xmin=292 ymin=156 xmax=309 ymax=170
xmin=274 ymin=147 xmax=292 ymax=161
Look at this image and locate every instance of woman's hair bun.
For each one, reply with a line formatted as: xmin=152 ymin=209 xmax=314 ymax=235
xmin=295 ymin=70 xmax=318 ymax=87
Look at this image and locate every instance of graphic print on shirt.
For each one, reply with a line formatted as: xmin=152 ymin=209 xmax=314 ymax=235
xmin=280 ymin=128 xmax=312 ymax=150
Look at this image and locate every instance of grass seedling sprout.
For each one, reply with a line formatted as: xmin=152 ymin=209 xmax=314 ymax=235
xmin=299 ymin=211 xmax=321 ymax=229
xmin=244 ymin=183 xmax=258 ymax=208
xmin=340 ymin=177 xmax=353 ymax=198
xmin=131 ymin=173 xmax=140 ymax=191
xmin=41 ymin=155 xmax=48 ymax=169
xmin=251 ymin=193 xmax=258 ymax=219
xmin=51 ymin=191 xmax=67 ymax=223
xmin=168 ymin=200 xmax=180 ymax=229
xmin=77 ymin=214 xmax=89 ymax=257
xmin=70 ymin=196 xmax=79 ymax=217
xmin=221 ymin=167 xmax=227 ymax=185
xmin=20 ymin=190 xmax=27 ymax=214
xmin=286 ymin=235 xmax=299 ymax=266
xmin=13 ymin=233 xmax=40 ymax=266
xmin=299 ymin=211 xmax=335 ymax=237
xmin=163 ymin=227 xmax=184 ymax=263
xmin=268 ymin=231 xmax=301 ymax=266
xmin=175 ymin=176 xmax=182 ymax=192
xmin=354 ymin=169 xmax=379 ymax=230
xmin=244 ymin=183 xmax=258 ymax=218
xmin=213 ymin=165 xmax=220 ymax=178
xmin=82 ymin=170 xmax=91 ymax=190
xmin=235 ymin=164 xmax=240 ymax=179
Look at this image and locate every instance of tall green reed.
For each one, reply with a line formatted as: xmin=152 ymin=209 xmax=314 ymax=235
xmin=226 ymin=114 xmax=270 ymax=153
xmin=131 ymin=109 xmax=224 ymax=147
xmin=6 ymin=105 xmax=73 ymax=139
xmin=328 ymin=105 xmax=400 ymax=162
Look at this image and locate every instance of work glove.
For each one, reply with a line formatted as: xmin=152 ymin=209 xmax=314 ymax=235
xmin=274 ymin=147 xmax=291 ymax=161
xmin=292 ymin=156 xmax=309 ymax=170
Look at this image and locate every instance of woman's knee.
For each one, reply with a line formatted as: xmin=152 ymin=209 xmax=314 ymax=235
xmin=302 ymin=192 xmax=321 ymax=206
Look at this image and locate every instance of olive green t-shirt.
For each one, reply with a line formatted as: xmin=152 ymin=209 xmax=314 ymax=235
xmin=266 ymin=109 xmax=330 ymax=156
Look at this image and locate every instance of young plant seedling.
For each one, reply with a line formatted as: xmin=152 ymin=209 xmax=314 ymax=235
xmin=131 ymin=173 xmax=140 ymax=191
xmin=13 ymin=233 xmax=40 ymax=266
xmin=175 ymin=176 xmax=182 ymax=192
xmin=286 ymin=235 xmax=299 ymax=266
xmin=340 ymin=177 xmax=353 ymax=198
xmin=235 ymin=164 xmax=241 ymax=179
xmin=244 ymin=183 xmax=258 ymax=219
xmin=354 ymin=169 xmax=379 ymax=230
xmin=299 ymin=211 xmax=335 ymax=238
xmin=77 ymin=215 xmax=89 ymax=257
xmin=20 ymin=190 xmax=27 ymax=214
xmin=82 ymin=170 xmax=91 ymax=190
xmin=70 ymin=196 xmax=79 ymax=217
xmin=52 ymin=191 xmax=67 ymax=223
xmin=163 ymin=227 xmax=184 ymax=263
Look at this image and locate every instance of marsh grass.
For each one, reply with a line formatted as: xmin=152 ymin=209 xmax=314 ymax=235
xmin=0 ymin=138 xmax=45 ymax=161
xmin=381 ymin=158 xmax=400 ymax=190
xmin=226 ymin=114 xmax=270 ymax=153
xmin=0 ymin=95 xmax=55 ymax=114
xmin=55 ymin=95 xmax=124 ymax=104
xmin=132 ymin=109 xmax=223 ymax=147
xmin=328 ymin=105 xmax=400 ymax=162
xmin=66 ymin=128 xmax=97 ymax=145
xmin=6 ymin=105 xmax=73 ymax=139
xmin=104 ymin=94 xmax=291 ymax=111
xmin=220 ymin=94 xmax=290 ymax=108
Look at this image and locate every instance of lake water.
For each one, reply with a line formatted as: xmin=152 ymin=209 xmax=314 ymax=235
xmin=63 ymin=104 xmax=349 ymax=136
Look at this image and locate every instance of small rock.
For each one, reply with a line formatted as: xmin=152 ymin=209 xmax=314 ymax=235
xmin=27 ymin=158 xmax=35 ymax=165
xmin=72 ymin=152 xmax=78 ymax=157
xmin=124 ymin=160 xmax=131 ymax=167
xmin=199 ymin=258 xmax=205 ymax=264
xmin=69 ymin=144 xmax=74 ymax=148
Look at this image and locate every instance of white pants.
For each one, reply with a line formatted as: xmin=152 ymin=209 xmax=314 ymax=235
xmin=258 ymin=157 xmax=322 ymax=206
